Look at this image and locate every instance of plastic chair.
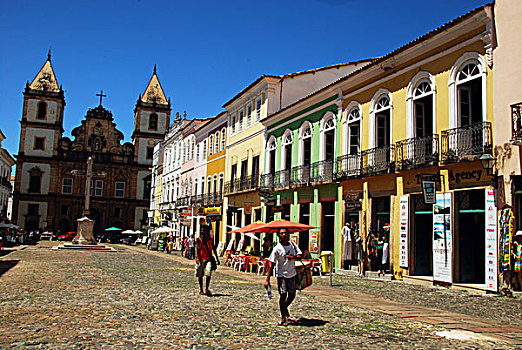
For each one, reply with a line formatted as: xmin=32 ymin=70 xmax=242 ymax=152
xmin=248 ymin=256 xmax=260 ymax=273
xmin=257 ymin=259 xmax=269 ymax=276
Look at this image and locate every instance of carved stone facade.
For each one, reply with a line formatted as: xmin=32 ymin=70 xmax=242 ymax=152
xmin=12 ymin=54 xmax=171 ymax=234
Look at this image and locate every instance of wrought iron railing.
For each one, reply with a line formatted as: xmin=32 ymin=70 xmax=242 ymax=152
xmin=274 ymin=169 xmax=291 ymax=188
xmin=441 ymin=122 xmax=492 ymax=162
xmin=512 ymin=102 xmax=522 ymax=142
xmin=195 ymin=195 xmax=204 ymax=206
xmin=334 ymin=153 xmax=362 ymax=180
xmin=224 ymin=176 xmax=259 ymax=194
xmin=290 ymin=165 xmax=310 ymax=186
xmin=361 ymin=145 xmax=395 ymax=176
xmin=310 ymin=160 xmax=334 ymax=182
xmin=396 ymin=134 xmax=439 ymax=171
xmin=260 ymin=174 xmax=275 ymax=190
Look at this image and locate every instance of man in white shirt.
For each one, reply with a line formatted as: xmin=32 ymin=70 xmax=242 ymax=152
xmin=264 ymin=228 xmax=302 ymax=326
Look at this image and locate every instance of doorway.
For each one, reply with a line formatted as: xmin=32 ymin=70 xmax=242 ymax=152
xmin=412 ymin=194 xmax=433 ymax=276
xmin=299 ymin=203 xmax=310 ymax=253
xmin=321 ymin=201 xmax=335 ymax=252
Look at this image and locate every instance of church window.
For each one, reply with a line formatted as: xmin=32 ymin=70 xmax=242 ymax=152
xmin=255 ymin=98 xmax=262 ymax=123
xmin=28 ymin=167 xmax=43 ymax=193
xmin=115 ymin=181 xmax=125 ymax=197
xmin=34 ymin=137 xmax=45 ymax=150
xmin=27 ymin=203 xmax=39 ymax=216
xmin=214 ymin=132 xmax=220 ymax=153
xmin=146 ymin=147 xmax=154 ymax=160
xmin=90 ymin=179 xmax=103 ymax=196
xmin=220 ymin=128 xmax=226 ymax=151
xmin=37 ymin=101 xmax=47 ymax=120
xmin=149 ymin=113 xmax=158 ymax=131
xmin=62 ymin=178 xmax=73 ymax=194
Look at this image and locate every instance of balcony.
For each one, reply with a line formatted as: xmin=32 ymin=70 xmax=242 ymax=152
xmin=260 ymin=174 xmax=275 ymax=190
xmin=396 ymin=134 xmax=439 ymax=171
xmin=274 ymin=169 xmax=291 ymax=188
xmin=224 ymin=175 xmax=259 ymax=195
xmin=335 ymin=153 xmax=362 ymax=180
xmin=310 ymin=160 xmax=334 ymax=183
xmin=290 ymin=165 xmax=310 ymax=186
xmin=361 ymin=145 xmax=395 ymax=176
xmin=512 ymin=102 xmax=522 ymax=144
xmin=441 ymin=122 xmax=492 ymax=163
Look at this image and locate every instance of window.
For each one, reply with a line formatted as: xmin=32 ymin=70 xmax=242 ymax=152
xmin=203 ymin=140 xmax=207 ymax=159
xmin=282 ymin=131 xmax=293 ymax=170
xmin=301 ymin=124 xmax=312 ymax=166
xmin=62 ymin=178 xmax=73 ymax=194
xmin=413 ymin=81 xmax=434 ymax=137
xmin=231 ymin=114 xmax=236 ymax=135
xmin=238 ymin=109 xmax=244 ymax=132
xmin=34 ymin=137 xmax=45 ymax=150
xmin=207 ymin=176 xmax=212 ymax=195
xmin=213 ymin=175 xmax=218 ymax=194
xmin=322 ymin=116 xmax=336 ymax=160
xmin=114 ymin=208 xmax=121 ymax=218
xmin=37 ymin=101 xmax=47 ymax=120
xmin=28 ymin=167 xmax=43 ymax=193
xmin=220 ymin=128 xmax=226 ymax=151
xmin=90 ymin=179 xmax=103 ymax=196
xmin=149 ymin=113 xmax=158 ymax=130
xmin=209 ymin=135 xmax=214 ymax=156
xmin=347 ymin=107 xmax=361 ymax=155
xmin=115 ymin=181 xmax=125 ymax=197
xmin=374 ymin=95 xmax=391 ymax=147
xmin=214 ymin=132 xmax=220 ymax=153
xmin=146 ymin=147 xmax=154 ymax=160
xmin=201 ymin=177 xmax=205 ymax=194
xmin=246 ymin=103 xmax=253 ymax=128
xmin=27 ymin=203 xmax=39 ymax=216
xmin=190 ymin=139 xmax=194 ymax=160
xmin=255 ymin=98 xmax=262 ymax=123
xmin=219 ymin=174 xmax=224 ymax=195
xmin=61 ymin=205 xmax=69 ymax=216
xmin=182 ymin=142 xmax=186 ymax=163
xmin=196 ymin=144 xmax=200 ymax=162
xmin=456 ymin=62 xmax=482 ymax=127
xmin=268 ymin=138 xmax=277 ymax=174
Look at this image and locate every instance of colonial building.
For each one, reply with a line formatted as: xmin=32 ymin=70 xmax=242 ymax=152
xmin=12 ymin=54 xmax=171 ymax=234
xmin=0 ymin=129 xmax=15 ymax=220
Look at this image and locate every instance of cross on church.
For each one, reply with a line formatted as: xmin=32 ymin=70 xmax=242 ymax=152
xmin=96 ymin=90 xmax=107 ymax=106
xmin=71 ymin=156 xmax=106 ymax=217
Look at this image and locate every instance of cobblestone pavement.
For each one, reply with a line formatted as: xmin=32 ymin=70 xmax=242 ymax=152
xmin=0 ymin=242 xmax=519 ymax=349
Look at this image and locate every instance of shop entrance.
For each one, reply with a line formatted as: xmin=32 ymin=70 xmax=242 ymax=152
xmin=321 ymin=201 xmax=335 ymax=252
xmin=343 ymin=211 xmax=359 ymax=269
xmin=456 ymin=190 xmax=485 ymax=283
xmin=412 ymin=194 xmax=433 ymax=276
xmin=299 ymin=203 xmax=310 ymax=253
xmin=372 ymin=197 xmax=390 ymax=239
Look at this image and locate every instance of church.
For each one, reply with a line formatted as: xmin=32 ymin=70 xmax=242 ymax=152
xmin=12 ymin=52 xmax=171 ymax=235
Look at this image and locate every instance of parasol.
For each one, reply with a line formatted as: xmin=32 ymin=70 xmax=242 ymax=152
xmin=249 ymin=220 xmax=318 ymax=234
xmin=151 ymin=226 xmax=175 ymax=234
xmin=121 ymin=229 xmax=137 ymax=234
xmin=104 ymin=227 xmax=122 ymax=231
xmin=229 ymin=221 xmax=265 ymax=234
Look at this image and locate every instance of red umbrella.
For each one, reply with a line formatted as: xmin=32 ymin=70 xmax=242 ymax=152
xmin=228 ymin=221 xmax=265 ymax=234
xmin=249 ymin=220 xmax=318 ymax=234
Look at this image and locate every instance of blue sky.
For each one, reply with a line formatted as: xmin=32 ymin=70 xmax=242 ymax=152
xmin=0 ymin=0 xmax=488 ymax=157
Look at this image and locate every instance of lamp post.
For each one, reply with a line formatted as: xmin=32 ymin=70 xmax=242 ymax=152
xmin=480 ymin=153 xmax=497 ymax=188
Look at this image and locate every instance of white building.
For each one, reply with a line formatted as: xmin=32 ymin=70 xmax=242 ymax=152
xmin=0 ymin=129 xmax=15 ymax=220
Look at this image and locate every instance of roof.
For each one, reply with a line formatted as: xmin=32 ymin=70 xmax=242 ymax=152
xmin=266 ymin=3 xmax=492 ymax=122
xmin=141 ymin=65 xmax=168 ymax=105
xmin=29 ymin=50 xmax=60 ymax=92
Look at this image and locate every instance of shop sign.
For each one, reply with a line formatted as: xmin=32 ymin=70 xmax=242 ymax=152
xmin=399 ymin=196 xmax=409 ymax=268
xmin=345 ymin=201 xmax=362 ymax=212
xmin=207 ymin=215 xmax=221 ymax=222
xmin=205 ymin=206 xmax=221 ymax=215
xmin=197 ymin=207 xmax=205 ymax=215
xmin=422 ymin=181 xmax=436 ymax=204
xmin=433 ymin=193 xmax=452 ymax=283
xmin=273 ymin=205 xmax=284 ymax=213
xmin=181 ymin=209 xmax=191 ymax=217
xmin=309 ymin=229 xmax=319 ymax=253
xmin=245 ymin=206 xmax=252 ymax=215
xmin=485 ymin=189 xmax=498 ymax=292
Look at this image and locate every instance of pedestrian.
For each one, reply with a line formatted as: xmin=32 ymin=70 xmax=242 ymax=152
xmin=195 ymin=225 xmax=220 ymax=296
xmin=262 ymin=237 xmax=271 ymax=259
xmin=354 ymin=227 xmax=365 ymax=277
xmin=188 ymin=234 xmax=195 ymax=259
xmin=264 ymin=228 xmax=302 ymax=326
xmin=167 ymin=237 xmax=174 ymax=254
xmin=183 ymin=236 xmax=189 ymax=258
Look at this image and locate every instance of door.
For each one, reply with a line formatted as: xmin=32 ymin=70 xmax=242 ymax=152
xmin=321 ymin=201 xmax=335 ymax=252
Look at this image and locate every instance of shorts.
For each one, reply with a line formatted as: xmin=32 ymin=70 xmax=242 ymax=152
xmin=195 ymin=260 xmax=212 ymax=277
xmin=277 ymin=276 xmax=296 ymax=295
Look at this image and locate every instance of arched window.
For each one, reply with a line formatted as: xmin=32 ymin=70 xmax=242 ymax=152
xmin=281 ymin=130 xmax=293 ymax=170
xmin=320 ymin=113 xmax=336 ymax=161
xmin=37 ymin=101 xmax=47 ymax=120
xmin=299 ymin=122 xmax=312 ymax=167
xmin=406 ymin=72 xmax=436 ymax=139
xmin=149 ymin=113 xmax=158 ymax=130
xmin=209 ymin=135 xmax=214 ymax=156
xmin=267 ymin=137 xmax=277 ymax=175
xmin=370 ymin=92 xmax=392 ymax=148
xmin=213 ymin=174 xmax=218 ymax=195
xmin=220 ymin=128 xmax=226 ymax=151
xmin=207 ymin=176 xmax=212 ymax=195
xmin=346 ymin=106 xmax=361 ymax=155
xmin=448 ymin=53 xmax=487 ymax=129
xmin=219 ymin=173 xmax=224 ymax=195
xmin=215 ymin=132 xmax=220 ymax=153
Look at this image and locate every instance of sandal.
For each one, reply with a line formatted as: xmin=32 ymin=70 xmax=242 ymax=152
xmin=205 ymin=290 xmax=213 ymax=296
xmin=199 ymin=291 xmax=205 ymax=295
xmin=279 ymin=319 xmax=290 ymax=326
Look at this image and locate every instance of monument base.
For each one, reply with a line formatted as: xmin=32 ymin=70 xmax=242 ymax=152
xmin=53 ymin=244 xmax=116 ymax=251
xmin=72 ymin=216 xmax=97 ymax=245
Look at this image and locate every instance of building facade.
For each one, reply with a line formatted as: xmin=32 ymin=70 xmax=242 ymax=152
xmin=13 ymin=55 xmax=170 ymax=234
xmin=0 ymin=130 xmax=15 ymax=221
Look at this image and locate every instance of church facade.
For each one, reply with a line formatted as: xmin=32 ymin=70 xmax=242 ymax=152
xmin=12 ymin=53 xmax=171 ymax=235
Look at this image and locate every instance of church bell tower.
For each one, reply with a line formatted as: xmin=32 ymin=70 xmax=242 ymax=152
xmin=132 ymin=65 xmax=171 ymax=165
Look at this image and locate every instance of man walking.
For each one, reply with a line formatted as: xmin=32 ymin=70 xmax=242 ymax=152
xmin=195 ymin=225 xmax=220 ymax=296
xmin=264 ymin=228 xmax=302 ymax=326
xmin=188 ymin=235 xmax=195 ymax=259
